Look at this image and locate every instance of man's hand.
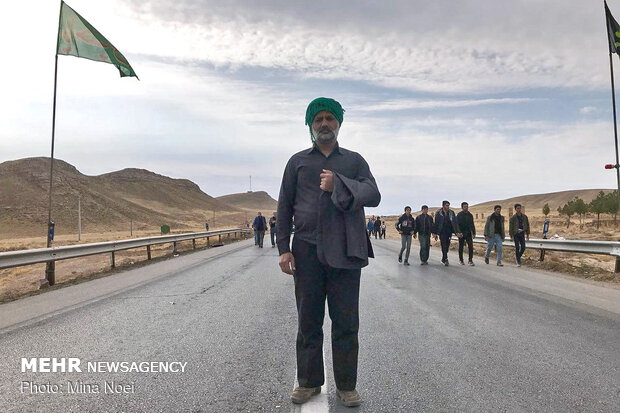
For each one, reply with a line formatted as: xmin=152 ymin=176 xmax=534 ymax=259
xmin=398 ymin=230 xmax=403 ymax=234
xmin=279 ymin=252 xmax=296 ymax=275
xmin=526 ymin=235 xmax=530 ymax=241
xmin=484 ymin=236 xmax=488 ymax=241
xmin=319 ymin=169 xmax=334 ymax=192
xmin=456 ymin=232 xmax=463 ymax=238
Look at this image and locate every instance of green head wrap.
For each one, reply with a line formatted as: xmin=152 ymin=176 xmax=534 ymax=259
xmin=305 ymin=97 xmax=345 ymax=142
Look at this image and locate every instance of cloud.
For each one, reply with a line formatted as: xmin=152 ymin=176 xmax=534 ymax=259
xmin=579 ymin=106 xmax=597 ymax=114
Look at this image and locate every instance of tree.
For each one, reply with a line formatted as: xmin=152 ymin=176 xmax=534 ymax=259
xmin=572 ymin=197 xmax=588 ymax=226
xmin=542 ymin=203 xmax=550 ymax=218
xmin=558 ymin=201 xmax=575 ymax=228
xmin=589 ymin=191 xmax=607 ymax=229
xmin=605 ymin=190 xmax=619 ymax=225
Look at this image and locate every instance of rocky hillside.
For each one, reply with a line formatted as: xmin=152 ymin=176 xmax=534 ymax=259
xmin=0 ymin=157 xmax=240 ymax=237
xmin=216 ymin=191 xmax=277 ymax=212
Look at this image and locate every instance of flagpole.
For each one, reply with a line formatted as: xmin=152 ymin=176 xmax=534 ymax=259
xmin=44 ymin=1 xmax=63 ymax=287
xmin=609 ymin=49 xmax=620 ymax=213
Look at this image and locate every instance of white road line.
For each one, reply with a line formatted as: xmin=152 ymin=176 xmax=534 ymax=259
xmin=291 ymin=305 xmax=330 ymax=413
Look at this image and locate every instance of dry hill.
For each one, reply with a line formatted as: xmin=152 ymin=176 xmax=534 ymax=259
xmin=468 ymin=189 xmax=614 ymax=216
xmin=0 ymin=157 xmax=241 ymax=237
xmin=216 ymin=191 xmax=277 ymax=212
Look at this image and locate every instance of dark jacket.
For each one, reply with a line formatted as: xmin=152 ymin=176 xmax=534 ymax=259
xmin=373 ymin=219 xmax=382 ymax=231
xmin=252 ymin=215 xmax=267 ymax=231
xmin=433 ymin=209 xmax=459 ymax=235
xmin=456 ymin=210 xmax=476 ymax=236
xmin=484 ymin=213 xmax=505 ymax=239
xmin=509 ymin=213 xmax=530 ymax=238
xmin=277 ymin=144 xmax=381 ymax=269
xmin=415 ymin=214 xmax=434 ymax=236
xmin=396 ymin=214 xmax=416 ymax=235
xmin=269 ymin=216 xmax=277 ymax=228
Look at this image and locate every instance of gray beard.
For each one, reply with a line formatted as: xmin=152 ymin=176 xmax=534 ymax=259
xmin=313 ymin=127 xmax=339 ymax=144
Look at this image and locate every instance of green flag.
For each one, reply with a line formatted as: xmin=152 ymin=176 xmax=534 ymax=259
xmin=606 ymin=1 xmax=620 ymax=54
xmin=56 ymin=1 xmax=138 ymax=78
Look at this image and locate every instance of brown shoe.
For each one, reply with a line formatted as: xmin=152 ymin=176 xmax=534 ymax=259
xmin=290 ymin=386 xmax=321 ymax=404
xmin=337 ymin=389 xmax=362 ymax=407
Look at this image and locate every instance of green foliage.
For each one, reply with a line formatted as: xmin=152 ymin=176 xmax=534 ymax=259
xmin=542 ymin=203 xmax=550 ymax=217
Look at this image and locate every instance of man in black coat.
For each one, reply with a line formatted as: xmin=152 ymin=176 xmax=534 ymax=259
xmin=277 ymin=97 xmax=381 ymax=407
xmin=433 ymin=200 xmax=462 ymax=266
xmin=395 ymin=206 xmax=415 ymax=265
xmin=456 ymin=202 xmax=476 ymax=266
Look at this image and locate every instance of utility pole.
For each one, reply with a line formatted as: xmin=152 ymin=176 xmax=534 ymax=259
xmin=249 ymin=175 xmax=252 ymax=192
xmin=130 ymin=220 xmax=133 ymax=237
xmin=78 ymin=194 xmax=81 ymax=242
xmin=213 ymin=210 xmax=216 ymax=229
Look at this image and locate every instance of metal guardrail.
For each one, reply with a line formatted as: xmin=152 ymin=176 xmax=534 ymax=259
xmin=452 ymin=234 xmax=620 ymax=271
xmin=0 ymin=228 xmax=252 ymax=271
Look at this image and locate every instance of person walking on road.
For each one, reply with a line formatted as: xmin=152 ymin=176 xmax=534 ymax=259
xmin=380 ymin=221 xmax=386 ymax=239
xmin=269 ymin=212 xmax=277 ymax=248
xmin=366 ymin=217 xmax=374 ymax=237
xmin=509 ymin=203 xmax=530 ymax=267
xmin=414 ymin=205 xmax=434 ymax=265
xmin=433 ymin=201 xmax=462 ymax=266
xmin=396 ymin=206 xmax=416 ymax=265
xmin=276 ymin=97 xmax=381 ymax=407
xmin=373 ymin=217 xmax=381 ymax=239
xmin=484 ymin=205 xmax=505 ymax=266
xmin=456 ymin=202 xmax=476 ymax=266
xmin=252 ymin=212 xmax=267 ymax=248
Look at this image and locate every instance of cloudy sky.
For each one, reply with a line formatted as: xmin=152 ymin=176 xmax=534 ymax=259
xmin=1 ymin=0 xmax=619 ymax=214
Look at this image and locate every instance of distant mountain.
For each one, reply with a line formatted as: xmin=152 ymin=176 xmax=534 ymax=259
xmin=0 ymin=157 xmax=240 ymax=236
xmin=216 ymin=191 xmax=277 ymax=212
xmin=468 ymin=189 xmax=614 ymax=216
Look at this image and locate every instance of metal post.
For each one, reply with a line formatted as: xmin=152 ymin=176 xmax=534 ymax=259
xmin=207 ymin=236 xmax=210 ymax=247
xmin=218 ymin=234 xmax=222 ymax=243
xmin=78 ymin=194 xmax=81 ymax=242
xmin=130 ymin=220 xmax=133 ymax=237
xmin=110 ymin=251 xmax=115 ymax=268
xmin=616 ymin=256 xmax=620 ymax=272
xmin=192 ymin=239 xmax=196 ymax=249
xmin=173 ymin=241 xmax=178 ymax=255
xmin=147 ymin=245 xmax=151 ymax=260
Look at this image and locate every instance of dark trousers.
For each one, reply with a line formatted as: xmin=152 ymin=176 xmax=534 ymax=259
xmin=418 ymin=233 xmax=431 ymax=262
xmin=270 ymin=228 xmax=276 ymax=246
xmin=514 ymin=233 xmax=526 ymax=261
xmin=458 ymin=233 xmax=474 ymax=262
xmin=439 ymin=231 xmax=452 ymax=262
xmin=256 ymin=230 xmax=265 ymax=247
xmin=292 ymin=238 xmax=361 ymax=391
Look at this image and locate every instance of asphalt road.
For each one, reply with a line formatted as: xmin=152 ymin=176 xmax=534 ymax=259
xmin=0 ymin=238 xmax=618 ymax=412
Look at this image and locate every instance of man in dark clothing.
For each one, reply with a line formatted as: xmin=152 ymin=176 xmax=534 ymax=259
xmin=509 ymin=203 xmax=530 ymax=266
xmin=277 ymin=97 xmax=380 ymax=407
xmin=269 ymin=212 xmax=277 ymax=248
xmin=395 ymin=206 xmax=415 ymax=265
xmin=414 ymin=205 xmax=434 ymax=264
xmin=484 ymin=205 xmax=505 ymax=266
xmin=456 ymin=202 xmax=476 ymax=266
xmin=252 ymin=212 xmax=267 ymax=248
xmin=433 ymin=201 xmax=462 ymax=266
xmin=373 ymin=218 xmax=381 ymax=239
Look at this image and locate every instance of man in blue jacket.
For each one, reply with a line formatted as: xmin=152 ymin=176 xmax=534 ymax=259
xmin=277 ymin=97 xmax=380 ymax=407
xmin=252 ymin=212 xmax=267 ymax=248
xmin=433 ymin=200 xmax=462 ymax=266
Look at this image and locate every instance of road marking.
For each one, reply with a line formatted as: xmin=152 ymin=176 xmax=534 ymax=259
xmin=291 ymin=307 xmax=330 ymax=413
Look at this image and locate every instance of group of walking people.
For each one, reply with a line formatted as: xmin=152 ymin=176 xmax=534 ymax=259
xmin=251 ymin=211 xmax=278 ymax=248
xmin=366 ymin=216 xmax=386 ymax=239
xmin=394 ymin=201 xmax=531 ymax=267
